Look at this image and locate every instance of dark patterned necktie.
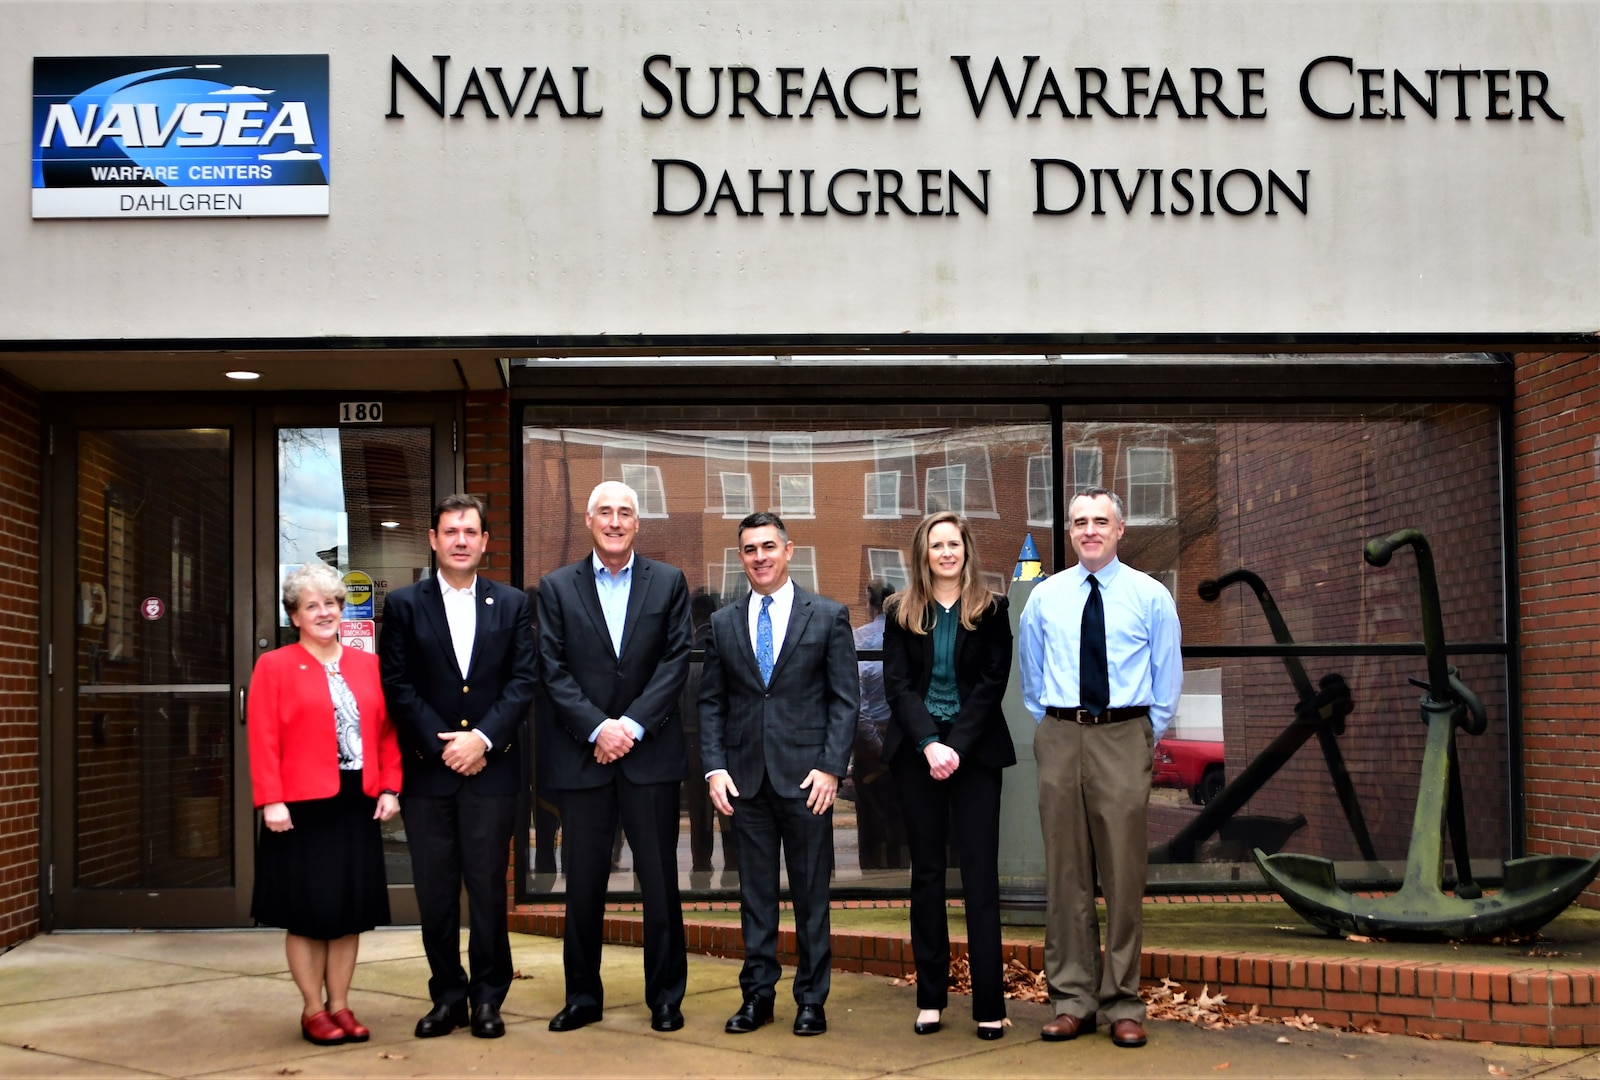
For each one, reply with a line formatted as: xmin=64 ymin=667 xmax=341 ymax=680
xmin=1080 ymin=574 xmax=1110 ymax=715
xmin=756 ymin=595 xmax=775 ymax=685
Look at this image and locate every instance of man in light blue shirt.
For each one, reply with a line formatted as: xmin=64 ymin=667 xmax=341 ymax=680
xmin=1019 ymin=486 xmax=1182 ymax=1050
xmin=538 ymin=481 xmax=693 ymax=1034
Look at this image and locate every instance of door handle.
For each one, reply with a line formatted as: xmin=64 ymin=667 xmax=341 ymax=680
xmin=238 ymin=685 xmax=248 ymax=726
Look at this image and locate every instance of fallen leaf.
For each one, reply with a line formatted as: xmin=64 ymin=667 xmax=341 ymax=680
xmin=1488 ymin=1067 xmax=1509 ymax=1077
xmin=275 ymin=1070 xmax=301 ymax=1077
xmin=1346 ymin=934 xmax=1373 ymax=943
xmin=378 ymin=1052 xmax=408 ymax=1060
xmin=511 ymin=969 xmax=533 ymax=980
xmin=1212 ymin=1062 xmax=1231 ymax=1071
xmin=21 ymin=1043 xmax=38 ymax=1051
xmin=1276 ymin=1036 xmax=1292 ymax=1044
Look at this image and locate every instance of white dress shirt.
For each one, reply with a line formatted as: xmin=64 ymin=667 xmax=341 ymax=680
xmin=746 ymin=577 xmax=796 ymax=660
xmin=440 ymin=575 xmax=493 ymax=750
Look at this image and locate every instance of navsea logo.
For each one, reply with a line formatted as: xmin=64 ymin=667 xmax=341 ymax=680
xmin=32 ymin=54 xmax=330 ymax=219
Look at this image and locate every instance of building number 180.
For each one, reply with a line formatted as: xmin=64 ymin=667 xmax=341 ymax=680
xmin=339 ymin=402 xmax=383 ymax=423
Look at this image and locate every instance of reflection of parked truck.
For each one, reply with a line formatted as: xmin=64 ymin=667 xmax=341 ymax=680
xmin=1151 ymin=668 xmax=1225 ymax=805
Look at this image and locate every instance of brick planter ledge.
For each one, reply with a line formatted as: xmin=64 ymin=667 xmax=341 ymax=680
xmin=509 ymin=902 xmax=1599 ymax=1049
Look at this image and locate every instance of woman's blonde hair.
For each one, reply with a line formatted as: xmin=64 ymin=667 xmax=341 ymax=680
xmin=887 ymin=511 xmax=997 ymax=634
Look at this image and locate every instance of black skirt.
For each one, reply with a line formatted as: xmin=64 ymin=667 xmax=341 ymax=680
xmin=251 ymin=769 xmax=390 ymax=939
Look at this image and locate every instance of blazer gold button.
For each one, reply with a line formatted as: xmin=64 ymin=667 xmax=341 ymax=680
xmin=462 ymin=685 xmax=470 ymax=693
xmin=460 ymin=719 xmax=469 ymax=728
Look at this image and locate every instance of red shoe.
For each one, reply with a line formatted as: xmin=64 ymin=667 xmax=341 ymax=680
xmin=330 ymin=1008 xmax=371 ymax=1042
xmin=302 ymin=1010 xmax=350 ymax=1046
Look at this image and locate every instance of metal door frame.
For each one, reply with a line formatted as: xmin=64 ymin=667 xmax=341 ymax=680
xmin=45 ymin=401 xmax=255 ymax=928
xmin=253 ymin=398 xmax=461 ymax=925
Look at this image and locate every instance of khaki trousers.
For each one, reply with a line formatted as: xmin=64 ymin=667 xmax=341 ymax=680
xmin=1034 ymin=714 xmax=1153 ymax=1023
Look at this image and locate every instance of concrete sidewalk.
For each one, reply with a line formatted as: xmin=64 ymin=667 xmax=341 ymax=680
xmin=0 ymin=929 xmax=1596 ymax=1079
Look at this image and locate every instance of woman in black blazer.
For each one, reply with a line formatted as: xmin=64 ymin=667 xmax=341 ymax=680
xmin=882 ymin=511 xmax=1016 ymax=1040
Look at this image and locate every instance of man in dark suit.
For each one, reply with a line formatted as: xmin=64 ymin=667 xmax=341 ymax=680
xmin=536 ymin=480 xmax=693 ymax=1034
xmin=700 ymin=512 xmax=858 ymax=1037
xmin=379 ymin=493 xmax=538 ymax=1040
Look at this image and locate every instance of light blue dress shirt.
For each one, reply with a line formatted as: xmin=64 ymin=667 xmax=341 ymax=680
xmin=590 ymin=551 xmax=645 ymax=743
xmin=1018 ymin=556 xmax=1183 ymax=741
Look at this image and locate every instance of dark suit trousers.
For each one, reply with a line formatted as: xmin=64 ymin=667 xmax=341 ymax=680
xmin=1034 ymin=715 xmax=1152 ymax=1024
xmin=732 ymin=777 xmax=833 ymax=1005
xmin=560 ymin=778 xmax=687 ymax=1009
xmin=890 ymin=751 xmax=1006 ymax=1021
xmin=403 ymin=787 xmax=516 ymax=1009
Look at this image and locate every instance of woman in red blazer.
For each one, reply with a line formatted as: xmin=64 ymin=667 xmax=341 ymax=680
xmin=249 ymin=562 xmax=401 ymax=1047
xmin=882 ymin=511 xmax=1016 ymax=1040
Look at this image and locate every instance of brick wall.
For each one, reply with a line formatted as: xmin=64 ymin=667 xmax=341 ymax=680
xmin=0 ymin=373 xmax=40 ymax=947
xmin=1513 ymin=351 xmax=1600 ymax=906
xmin=465 ymin=391 xmax=513 ymax=583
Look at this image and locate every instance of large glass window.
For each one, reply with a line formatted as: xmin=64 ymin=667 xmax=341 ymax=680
xmin=519 ymin=395 xmax=1508 ymax=899
xmin=522 ymin=406 xmax=1054 ymax=896
xmin=1064 ymin=405 xmax=1507 ymax=883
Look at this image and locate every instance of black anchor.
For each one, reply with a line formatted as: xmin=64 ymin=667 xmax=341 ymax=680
xmin=1149 ymin=568 xmax=1375 ymax=865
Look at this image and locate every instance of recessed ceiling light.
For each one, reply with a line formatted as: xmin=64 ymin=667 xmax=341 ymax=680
xmin=224 ymin=370 xmax=261 ymax=380
xmin=380 ymin=520 xmax=400 ymax=529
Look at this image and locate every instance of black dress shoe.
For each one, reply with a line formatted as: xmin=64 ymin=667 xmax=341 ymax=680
xmin=724 ymin=997 xmax=774 ymax=1034
xmin=976 ymin=1022 xmax=1005 ymax=1040
xmin=414 ymin=1000 xmax=468 ymax=1039
xmin=913 ymin=1018 xmax=941 ymax=1035
xmin=471 ymin=1002 xmax=505 ymax=1039
xmin=651 ymin=1003 xmax=685 ymax=1032
xmin=548 ymin=1003 xmax=603 ymax=1032
xmin=793 ymin=1003 xmax=827 ymax=1036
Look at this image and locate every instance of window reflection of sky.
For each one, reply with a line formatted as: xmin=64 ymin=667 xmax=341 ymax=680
xmin=278 ymin=427 xmax=346 ymax=566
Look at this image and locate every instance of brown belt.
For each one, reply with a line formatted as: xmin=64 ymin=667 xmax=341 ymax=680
xmin=1044 ymin=705 xmax=1150 ymax=725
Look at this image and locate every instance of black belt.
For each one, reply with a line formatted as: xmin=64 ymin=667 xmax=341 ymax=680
xmin=1045 ymin=705 xmax=1150 ymax=725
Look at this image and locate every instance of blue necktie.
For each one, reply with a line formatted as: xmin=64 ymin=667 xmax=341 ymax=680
xmin=756 ymin=595 xmax=775 ymax=686
xmin=1080 ymin=574 xmax=1110 ymax=716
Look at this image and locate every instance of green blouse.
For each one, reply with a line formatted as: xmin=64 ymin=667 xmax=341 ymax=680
xmin=917 ymin=603 xmax=962 ymax=751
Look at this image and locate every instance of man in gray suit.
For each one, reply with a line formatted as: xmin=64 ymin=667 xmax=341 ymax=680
xmin=700 ymin=512 xmax=858 ymax=1037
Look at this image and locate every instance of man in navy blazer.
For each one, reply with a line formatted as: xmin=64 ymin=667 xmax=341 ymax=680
xmin=700 ymin=512 xmax=858 ymax=1037
xmin=537 ymin=481 xmax=693 ymax=1033
xmin=379 ymin=494 xmax=538 ymax=1041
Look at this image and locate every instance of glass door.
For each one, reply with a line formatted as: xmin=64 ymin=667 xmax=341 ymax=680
xmin=257 ymin=401 xmax=458 ymax=922
xmin=49 ymin=406 xmax=254 ymax=927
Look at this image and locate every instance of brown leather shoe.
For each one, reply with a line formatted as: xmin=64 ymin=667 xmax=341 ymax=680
xmin=1040 ymin=1013 xmax=1094 ymax=1041
xmin=1110 ymin=1018 xmax=1148 ymax=1048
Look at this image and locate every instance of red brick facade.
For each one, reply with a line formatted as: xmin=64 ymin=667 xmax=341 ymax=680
xmin=465 ymin=391 xmax=514 ymax=584
xmin=0 ymin=373 xmax=40 ymax=948
xmin=1513 ymin=351 xmax=1600 ymax=906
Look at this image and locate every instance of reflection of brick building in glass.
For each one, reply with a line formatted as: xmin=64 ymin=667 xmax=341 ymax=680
xmin=521 ymin=403 xmax=1509 ymax=870
xmin=522 ymin=407 xmax=1061 ymax=625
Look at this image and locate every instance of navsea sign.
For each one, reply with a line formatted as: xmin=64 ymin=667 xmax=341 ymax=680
xmin=5 ymin=3 xmax=1599 ymax=338
xmin=31 ymin=54 xmax=330 ymax=218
